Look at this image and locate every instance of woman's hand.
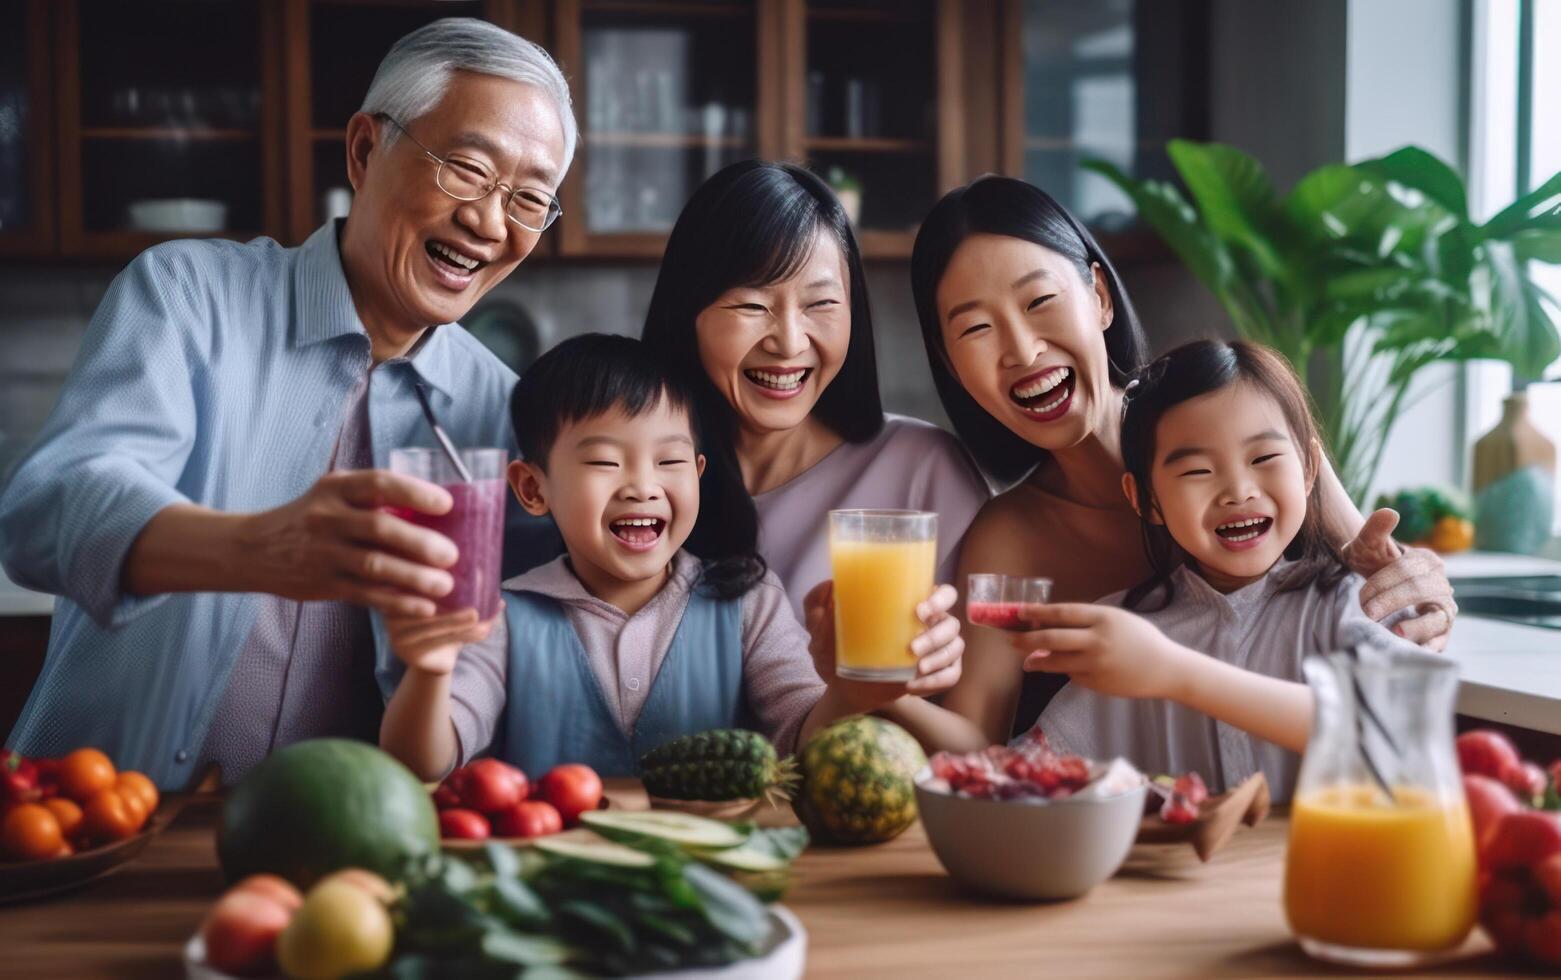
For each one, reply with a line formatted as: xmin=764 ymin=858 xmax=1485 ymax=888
xmin=1342 ymin=509 xmax=1458 ymax=651
xmin=1014 ymin=603 xmax=1189 ymax=701
xmin=802 ymin=580 xmax=965 ymax=712
xmin=386 ymin=609 xmax=494 ymax=676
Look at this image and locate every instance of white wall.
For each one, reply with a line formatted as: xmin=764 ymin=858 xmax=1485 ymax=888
xmin=1344 ymin=0 xmax=1467 ymax=504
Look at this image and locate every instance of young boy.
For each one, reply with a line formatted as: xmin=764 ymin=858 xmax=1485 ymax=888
xmin=379 ymin=334 xmax=967 ymax=779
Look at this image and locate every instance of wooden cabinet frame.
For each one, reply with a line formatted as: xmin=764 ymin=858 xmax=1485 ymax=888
xmin=0 ymin=0 xmax=56 ymax=257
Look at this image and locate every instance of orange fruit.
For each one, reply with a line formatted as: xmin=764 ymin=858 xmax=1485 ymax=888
xmin=82 ymin=788 xmax=140 ymax=844
xmin=116 ymin=771 xmax=159 ymax=819
xmin=58 ymin=748 xmax=117 ymax=804
xmin=2 ymin=803 xmax=64 ymax=861
xmin=43 ymin=798 xmax=83 ymax=839
xmin=1429 ymin=515 xmax=1474 ymax=553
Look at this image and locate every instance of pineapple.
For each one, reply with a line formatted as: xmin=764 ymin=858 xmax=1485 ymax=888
xmin=639 ymin=730 xmax=799 ymax=805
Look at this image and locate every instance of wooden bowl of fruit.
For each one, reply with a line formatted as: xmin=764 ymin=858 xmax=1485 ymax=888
xmin=1 ymin=748 xmax=177 ymax=903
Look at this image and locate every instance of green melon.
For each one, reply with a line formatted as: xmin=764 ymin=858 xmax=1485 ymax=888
xmin=793 ymin=716 xmax=925 ymax=845
xmin=218 ymin=739 xmax=439 ymax=888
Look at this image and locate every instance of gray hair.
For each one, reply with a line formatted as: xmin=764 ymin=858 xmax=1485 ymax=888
xmin=361 ymin=18 xmax=577 ymax=179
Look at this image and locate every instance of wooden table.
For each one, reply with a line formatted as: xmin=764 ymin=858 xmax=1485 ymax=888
xmin=0 ymin=785 xmax=1519 ymax=978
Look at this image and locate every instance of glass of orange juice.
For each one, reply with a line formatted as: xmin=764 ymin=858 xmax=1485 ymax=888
xmin=828 ymin=509 xmax=937 ymax=682
xmin=1284 ymin=648 xmax=1476 ymax=968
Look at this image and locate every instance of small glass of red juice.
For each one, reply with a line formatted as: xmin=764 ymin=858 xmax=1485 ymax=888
xmin=965 ymin=573 xmax=1052 ymax=632
xmin=388 ymin=447 xmax=508 ymax=619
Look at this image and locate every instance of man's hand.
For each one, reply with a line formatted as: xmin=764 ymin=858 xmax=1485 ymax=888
xmin=387 ymin=609 xmax=494 ymax=676
xmin=1016 ymin=602 xmax=1190 ymax=700
xmin=240 ymin=470 xmax=462 ymax=616
xmin=1342 ymin=508 xmax=1457 ymax=651
xmin=803 ymin=580 xmax=965 ymax=713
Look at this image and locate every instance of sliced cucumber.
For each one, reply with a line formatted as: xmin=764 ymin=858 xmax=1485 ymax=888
xmin=580 ymin=809 xmax=747 ymax=849
xmin=696 ymin=844 xmax=789 ymax=873
xmin=532 ymin=836 xmax=655 ymax=868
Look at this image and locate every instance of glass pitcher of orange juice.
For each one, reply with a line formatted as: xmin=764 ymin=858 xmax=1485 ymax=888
xmin=1283 ymin=647 xmax=1476 ymax=968
xmin=828 ymin=509 xmax=937 ymax=681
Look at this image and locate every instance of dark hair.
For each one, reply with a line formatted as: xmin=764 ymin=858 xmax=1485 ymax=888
xmin=911 ymin=176 xmax=1151 ymax=484
xmin=509 ymin=333 xmax=765 ymax=599
xmin=1119 ymin=339 xmax=1348 ymax=610
xmin=640 ymin=160 xmax=885 ymax=568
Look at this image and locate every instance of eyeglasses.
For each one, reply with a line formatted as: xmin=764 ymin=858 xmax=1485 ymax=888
xmin=378 ymin=114 xmax=562 ymax=233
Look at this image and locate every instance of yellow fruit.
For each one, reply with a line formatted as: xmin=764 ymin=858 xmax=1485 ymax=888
xmin=275 ymin=879 xmax=393 ymax=979
xmin=315 ymin=868 xmax=394 ymax=904
xmin=1428 ymin=516 xmax=1474 ymax=553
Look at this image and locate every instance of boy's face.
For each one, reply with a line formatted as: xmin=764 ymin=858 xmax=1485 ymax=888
xmin=511 ymin=398 xmax=705 ymax=587
xmin=1130 ymin=381 xmax=1314 ymax=592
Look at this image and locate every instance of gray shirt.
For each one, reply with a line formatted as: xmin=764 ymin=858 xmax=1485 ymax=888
xmin=753 ymin=414 xmax=990 ymax=621
xmin=198 ymin=360 xmax=382 ymax=784
xmin=444 ymin=551 xmax=828 ymax=769
xmin=1037 ymin=561 xmax=1429 ymax=803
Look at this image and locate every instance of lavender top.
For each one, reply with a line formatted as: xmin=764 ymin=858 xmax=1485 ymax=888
xmin=444 ymin=551 xmax=827 ymax=768
xmin=753 ymin=414 xmax=990 ymax=620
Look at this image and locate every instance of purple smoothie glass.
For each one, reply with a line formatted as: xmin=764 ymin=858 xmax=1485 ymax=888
xmin=388 ymin=447 xmax=508 ymax=619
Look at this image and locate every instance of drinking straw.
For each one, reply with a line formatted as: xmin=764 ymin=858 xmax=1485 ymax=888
xmin=412 ymin=381 xmax=473 ymax=483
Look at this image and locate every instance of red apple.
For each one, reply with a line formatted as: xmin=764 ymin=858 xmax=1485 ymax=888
xmin=1458 ymin=730 xmax=1524 ymax=784
xmin=493 ymin=800 xmax=562 ymax=838
xmin=1505 ymin=761 xmax=1549 ymax=802
xmin=1465 ymin=774 xmax=1522 ymax=861
xmin=459 ymin=759 xmax=528 ymax=815
xmin=1480 ymin=816 xmax=1561 ymax=968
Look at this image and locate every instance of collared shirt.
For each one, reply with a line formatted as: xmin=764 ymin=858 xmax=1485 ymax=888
xmin=0 ymin=221 xmax=554 ymax=788
xmin=1037 ymin=561 xmax=1431 ymax=803
xmin=433 ymin=551 xmax=828 ymax=769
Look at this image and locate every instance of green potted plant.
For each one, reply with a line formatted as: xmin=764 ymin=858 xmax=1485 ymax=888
xmin=1088 ymin=141 xmax=1561 ymax=503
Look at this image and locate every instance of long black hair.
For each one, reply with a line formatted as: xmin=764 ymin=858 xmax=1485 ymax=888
xmin=911 ymin=176 xmax=1151 ymax=485
xmin=509 ymin=333 xmax=766 ymax=599
xmin=1119 ymin=339 xmax=1348 ymax=611
xmin=641 ymin=160 xmax=885 ymax=562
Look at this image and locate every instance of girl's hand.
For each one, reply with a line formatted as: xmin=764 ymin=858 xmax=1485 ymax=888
xmin=386 ymin=609 xmax=495 ymax=676
xmin=802 ymin=581 xmax=965 ymax=712
xmin=1343 ymin=508 xmax=1457 ymax=651
xmin=1014 ymin=603 xmax=1189 ymax=700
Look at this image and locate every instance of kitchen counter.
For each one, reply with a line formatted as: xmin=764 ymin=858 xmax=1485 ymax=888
xmin=1444 ymin=551 xmax=1561 ymax=736
xmin=0 ymin=783 xmax=1517 ymax=978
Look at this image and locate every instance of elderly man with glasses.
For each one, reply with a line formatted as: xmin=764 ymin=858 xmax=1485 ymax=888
xmin=0 ymin=20 xmax=572 ymax=788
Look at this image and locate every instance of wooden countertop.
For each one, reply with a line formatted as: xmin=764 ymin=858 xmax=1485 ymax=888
xmin=0 ymin=784 xmax=1519 ymax=978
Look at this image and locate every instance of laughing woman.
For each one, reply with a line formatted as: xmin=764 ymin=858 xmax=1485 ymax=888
xmin=910 ymin=176 xmax=1458 ymax=746
xmin=641 ymin=160 xmax=990 ymax=622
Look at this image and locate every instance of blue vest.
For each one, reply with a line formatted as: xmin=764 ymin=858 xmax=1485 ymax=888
xmin=499 ymin=586 xmax=747 ymax=777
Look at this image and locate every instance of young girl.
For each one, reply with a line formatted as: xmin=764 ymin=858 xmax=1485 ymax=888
xmin=377 ymin=333 xmax=968 ymax=780
xmin=1016 ymin=339 xmax=1429 ymax=801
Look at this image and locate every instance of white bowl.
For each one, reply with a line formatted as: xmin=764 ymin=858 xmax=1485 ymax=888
xmin=128 ymin=198 xmax=228 ymax=233
xmin=915 ymin=773 xmax=1147 ymax=901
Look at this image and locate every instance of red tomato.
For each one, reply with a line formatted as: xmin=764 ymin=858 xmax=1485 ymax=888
xmin=439 ymin=808 xmax=491 ymax=841
xmin=1457 ymin=730 xmax=1523 ymax=784
xmin=459 ymin=759 xmax=528 ymax=814
xmin=432 ymin=782 xmax=462 ymax=810
xmin=492 ymin=800 xmax=562 ymax=838
xmin=537 ymin=765 xmax=603 ymax=827
xmin=202 ymin=888 xmax=293 ymax=977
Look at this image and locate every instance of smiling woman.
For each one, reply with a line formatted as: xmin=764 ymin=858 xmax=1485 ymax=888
xmin=641 ymin=161 xmax=990 ymax=621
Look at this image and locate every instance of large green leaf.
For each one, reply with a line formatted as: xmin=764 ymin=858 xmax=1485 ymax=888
xmin=1513 ymin=228 xmax=1561 ymax=264
xmin=1486 ymin=239 xmax=1561 ymax=377
xmin=1166 ymin=140 xmax=1290 ymax=281
xmin=1082 ymin=158 xmax=1234 ymax=293
xmin=1355 ymin=146 xmax=1468 ymax=222
xmin=1482 ymin=170 xmax=1561 ymax=239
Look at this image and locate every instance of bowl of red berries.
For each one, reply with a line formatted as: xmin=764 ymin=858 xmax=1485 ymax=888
xmin=914 ymin=731 xmax=1147 ymax=900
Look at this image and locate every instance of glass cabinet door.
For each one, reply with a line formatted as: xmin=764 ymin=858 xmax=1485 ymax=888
xmin=60 ymin=0 xmax=277 ymax=254
xmin=1016 ymin=0 xmax=1207 ymax=234
xmin=799 ymin=0 xmax=944 ymax=255
xmin=0 ymin=0 xmax=54 ymax=254
xmin=558 ymin=0 xmax=761 ymax=256
xmin=292 ymin=0 xmax=487 ymax=242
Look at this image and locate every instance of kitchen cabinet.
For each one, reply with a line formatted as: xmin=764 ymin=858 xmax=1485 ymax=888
xmin=0 ymin=0 xmax=56 ymax=256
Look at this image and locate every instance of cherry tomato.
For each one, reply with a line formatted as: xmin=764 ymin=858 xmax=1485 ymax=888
xmin=439 ymin=808 xmax=491 ymax=841
xmin=537 ymin=765 xmax=603 ymax=827
xmin=58 ymin=748 xmax=117 ymax=804
xmin=493 ymin=800 xmax=562 ymax=838
xmin=458 ymin=759 xmax=528 ymax=814
xmin=2 ymin=803 xmax=64 ymax=861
